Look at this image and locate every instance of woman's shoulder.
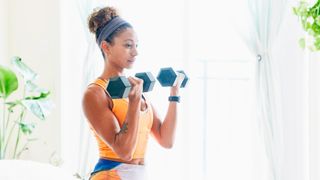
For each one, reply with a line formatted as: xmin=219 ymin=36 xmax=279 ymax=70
xmin=83 ymin=84 xmax=112 ymax=109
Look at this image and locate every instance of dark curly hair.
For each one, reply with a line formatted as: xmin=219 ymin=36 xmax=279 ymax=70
xmin=88 ymin=6 xmax=132 ymax=45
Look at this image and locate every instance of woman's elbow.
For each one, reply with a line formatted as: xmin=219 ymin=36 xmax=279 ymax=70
xmin=161 ymin=142 xmax=174 ymax=149
xmin=120 ymin=153 xmax=133 ymax=161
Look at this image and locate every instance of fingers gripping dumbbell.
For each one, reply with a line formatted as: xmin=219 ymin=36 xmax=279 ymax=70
xmin=106 ymin=72 xmax=156 ymax=99
xmin=135 ymin=72 xmax=156 ymax=92
xmin=156 ymin=67 xmax=189 ymax=88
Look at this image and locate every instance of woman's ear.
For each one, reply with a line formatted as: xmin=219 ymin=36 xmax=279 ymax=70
xmin=101 ymin=41 xmax=111 ymax=55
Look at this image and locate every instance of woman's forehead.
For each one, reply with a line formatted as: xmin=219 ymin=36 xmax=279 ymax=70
xmin=116 ymin=28 xmax=138 ymax=41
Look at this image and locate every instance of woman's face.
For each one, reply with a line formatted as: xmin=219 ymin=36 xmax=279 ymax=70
xmin=106 ymin=28 xmax=138 ymax=69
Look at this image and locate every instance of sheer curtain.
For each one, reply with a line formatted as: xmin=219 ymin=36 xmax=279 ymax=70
xmin=60 ymin=0 xmax=105 ymax=179
xmin=75 ymin=0 xmax=108 ymax=178
xmin=239 ymin=0 xmax=288 ymax=179
xmin=75 ymin=0 xmax=104 ymax=178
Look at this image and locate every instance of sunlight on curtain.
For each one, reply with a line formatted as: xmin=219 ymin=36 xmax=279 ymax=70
xmin=233 ymin=0 xmax=288 ymax=180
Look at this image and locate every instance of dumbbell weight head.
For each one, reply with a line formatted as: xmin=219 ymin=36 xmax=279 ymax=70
xmin=156 ymin=67 xmax=177 ymax=87
xmin=157 ymin=67 xmax=189 ymax=88
xmin=106 ymin=76 xmax=131 ymax=99
xmin=135 ymin=72 xmax=156 ymax=92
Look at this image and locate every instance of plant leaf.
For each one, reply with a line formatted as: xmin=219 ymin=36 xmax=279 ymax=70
xmin=25 ymin=91 xmax=50 ymax=100
xmin=6 ymin=100 xmax=21 ymax=112
xmin=19 ymin=122 xmax=35 ymax=135
xmin=299 ymin=38 xmax=306 ymax=49
xmin=314 ymin=36 xmax=320 ymax=50
xmin=0 ymin=65 xmax=18 ymax=98
xmin=11 ymin=56 xmax=38 ymax=82
xmin=21 ymin=99 xmax=54 ymax=120
xmin=25 ymin=81 xmax=48 ymax=93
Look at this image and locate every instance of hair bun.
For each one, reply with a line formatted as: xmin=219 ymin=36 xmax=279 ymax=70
xmin=88 ymin=7 xmax=119 ymax=34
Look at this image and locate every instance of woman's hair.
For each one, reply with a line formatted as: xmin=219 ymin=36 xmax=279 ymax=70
xmin=88 ymin=7 xmax=132 ymax=45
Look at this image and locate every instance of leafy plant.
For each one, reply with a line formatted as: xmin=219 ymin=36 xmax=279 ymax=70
xmin=293 ymin=0 xmax=320 ymax=51
xmin=0 ymin=56 xmax=54 ymax=159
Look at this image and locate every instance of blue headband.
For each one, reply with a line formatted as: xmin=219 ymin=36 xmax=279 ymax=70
xmin=96 ymin=17 xmax=131 ymax=46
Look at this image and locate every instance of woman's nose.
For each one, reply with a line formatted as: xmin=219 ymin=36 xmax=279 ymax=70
xmin=132 ymin=46 xmax=138 ymax=56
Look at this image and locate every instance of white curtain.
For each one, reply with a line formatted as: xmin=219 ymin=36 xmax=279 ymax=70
xmin=242 ymin=0 xmax=288 ymax=179
xmin=308 ymin=52 xmax=320 ymax=180
xmin=75 ymin=0 xmax=105 ymax=179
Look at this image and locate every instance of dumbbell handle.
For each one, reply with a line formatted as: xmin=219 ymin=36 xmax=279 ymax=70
xmin=176 ymin=70 xmax=188 ymax=88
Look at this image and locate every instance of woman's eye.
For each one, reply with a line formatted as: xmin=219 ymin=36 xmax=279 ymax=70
xmin=125 ymin=44 xmax=132 ymax=48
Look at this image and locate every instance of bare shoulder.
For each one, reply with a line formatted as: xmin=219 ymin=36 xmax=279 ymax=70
xmin=82 ymin=84 xmax=112 ymax=116
xmin=83 ymin=85 xmax=106 ymax=103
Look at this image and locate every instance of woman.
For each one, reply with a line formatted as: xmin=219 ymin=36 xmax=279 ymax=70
xmin=82 ymin=6 xmax=184 ymax=180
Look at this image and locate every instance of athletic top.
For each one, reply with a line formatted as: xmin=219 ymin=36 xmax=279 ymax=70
xmin=90 ymin=78 xmax=153 ymax=160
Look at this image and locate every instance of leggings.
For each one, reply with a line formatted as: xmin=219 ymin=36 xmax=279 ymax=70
xmin=90 ymin=159 xmax=147 ymax=180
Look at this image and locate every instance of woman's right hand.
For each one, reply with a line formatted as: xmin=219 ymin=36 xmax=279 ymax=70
xmin=127 ymin=76 xmax=143 ymax=102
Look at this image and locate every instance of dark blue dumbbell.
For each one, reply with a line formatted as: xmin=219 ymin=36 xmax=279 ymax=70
xmin=135 ymin=72 xmax=156 ymax=92
xmin=106 ymin=76 xmax=131 ymax=99
xmin=106 ymin=72 xmax=156 ymax=99
xmin=156 ymin=67 xmax=189 ymax=88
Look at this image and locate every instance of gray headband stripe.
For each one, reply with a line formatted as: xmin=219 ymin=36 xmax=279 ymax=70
xmin=96 ymin=17 xmax=130 ymax=46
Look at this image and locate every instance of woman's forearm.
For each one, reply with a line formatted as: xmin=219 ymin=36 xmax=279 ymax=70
xmin=159 ymin=87 xmax=180 ymax=148
xmin=159 ymin=101 xmax=178 ymax=148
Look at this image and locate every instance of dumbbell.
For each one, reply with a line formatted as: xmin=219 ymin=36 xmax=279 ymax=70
xmin=135 ymin=72 xmax=156 ymax=92
xmin=156 ymin=67 xmax=189 ymax=88
xmin=106 ymin=72 xmax=156 ymax=99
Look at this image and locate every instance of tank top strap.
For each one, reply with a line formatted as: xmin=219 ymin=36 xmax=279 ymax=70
xmin=91 ymin=78 xmax=108 ymax=91
xmin=90 ymin=78 xmax=115 ymax=109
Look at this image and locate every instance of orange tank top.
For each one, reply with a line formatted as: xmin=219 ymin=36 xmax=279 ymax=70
xmin=91 ymin=78 xmax=153 ymax=160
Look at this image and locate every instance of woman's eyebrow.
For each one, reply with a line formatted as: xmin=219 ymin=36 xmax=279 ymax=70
xmin=124 ymin=39 xmax=134 ymax=42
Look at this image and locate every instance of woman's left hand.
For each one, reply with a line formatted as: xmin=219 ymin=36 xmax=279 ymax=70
xmin=170 ymin=72 xmax=185 ymax=96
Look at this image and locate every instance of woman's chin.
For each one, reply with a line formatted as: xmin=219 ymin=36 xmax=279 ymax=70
xmin=126 ymin=63 xmax=134 ymax=69
xmin=125 ymin=65 xmax=134 ymax=69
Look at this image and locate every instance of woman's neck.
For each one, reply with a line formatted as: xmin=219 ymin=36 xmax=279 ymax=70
xmin=100 ymin=63 xmax=124 ymax=80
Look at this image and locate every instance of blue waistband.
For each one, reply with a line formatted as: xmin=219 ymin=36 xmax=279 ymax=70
xmin=91 ymin=158 xmax=122 ymax=175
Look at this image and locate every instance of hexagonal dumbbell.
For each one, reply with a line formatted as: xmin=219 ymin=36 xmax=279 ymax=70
xmin=135 ymin=72 xmax=156 ymax=92
xmin=106 ymin=76 xmax=131 ymax=99
xmin=156 ymin=67 xmax=189 ymax=88
xmin=106 ymin=72 xmax=156 ymax=99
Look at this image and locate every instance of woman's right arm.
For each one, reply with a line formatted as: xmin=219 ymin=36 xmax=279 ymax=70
xmin=82 ymin=77 xmax=143 ymax=161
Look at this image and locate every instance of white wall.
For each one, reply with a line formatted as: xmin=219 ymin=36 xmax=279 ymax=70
xmin=275 ymin=1 xmax=320 ymax=180
xmin=4 ymin=0 xmax=61 ymax=163
xmin=0 ymin=0 xmax=9 ymax=63
xmin=309 ymin=52 xmax=320 ymax=180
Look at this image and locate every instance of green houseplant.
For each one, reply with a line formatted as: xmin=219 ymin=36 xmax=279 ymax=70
xmin=293 ymin=0 xmax=320 ymax=51
xmin=0 ymin=56 xmax=53 ymax=159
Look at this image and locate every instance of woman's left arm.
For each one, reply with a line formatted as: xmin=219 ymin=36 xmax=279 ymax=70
xmin=150 ymin=99 xmax=178 ymax=149
xmin=150 ymin=73 xmax=184 ymax=148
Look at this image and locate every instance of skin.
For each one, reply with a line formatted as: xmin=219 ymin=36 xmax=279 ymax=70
xmin=82 ymin=27 xmax=183 ymax=165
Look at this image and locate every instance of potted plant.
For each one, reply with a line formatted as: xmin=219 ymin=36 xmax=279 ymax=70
xmin=293 ymin=0 xmax=320 ymax=51
xmin=0 ymin=56 xmax=54 ymax=159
